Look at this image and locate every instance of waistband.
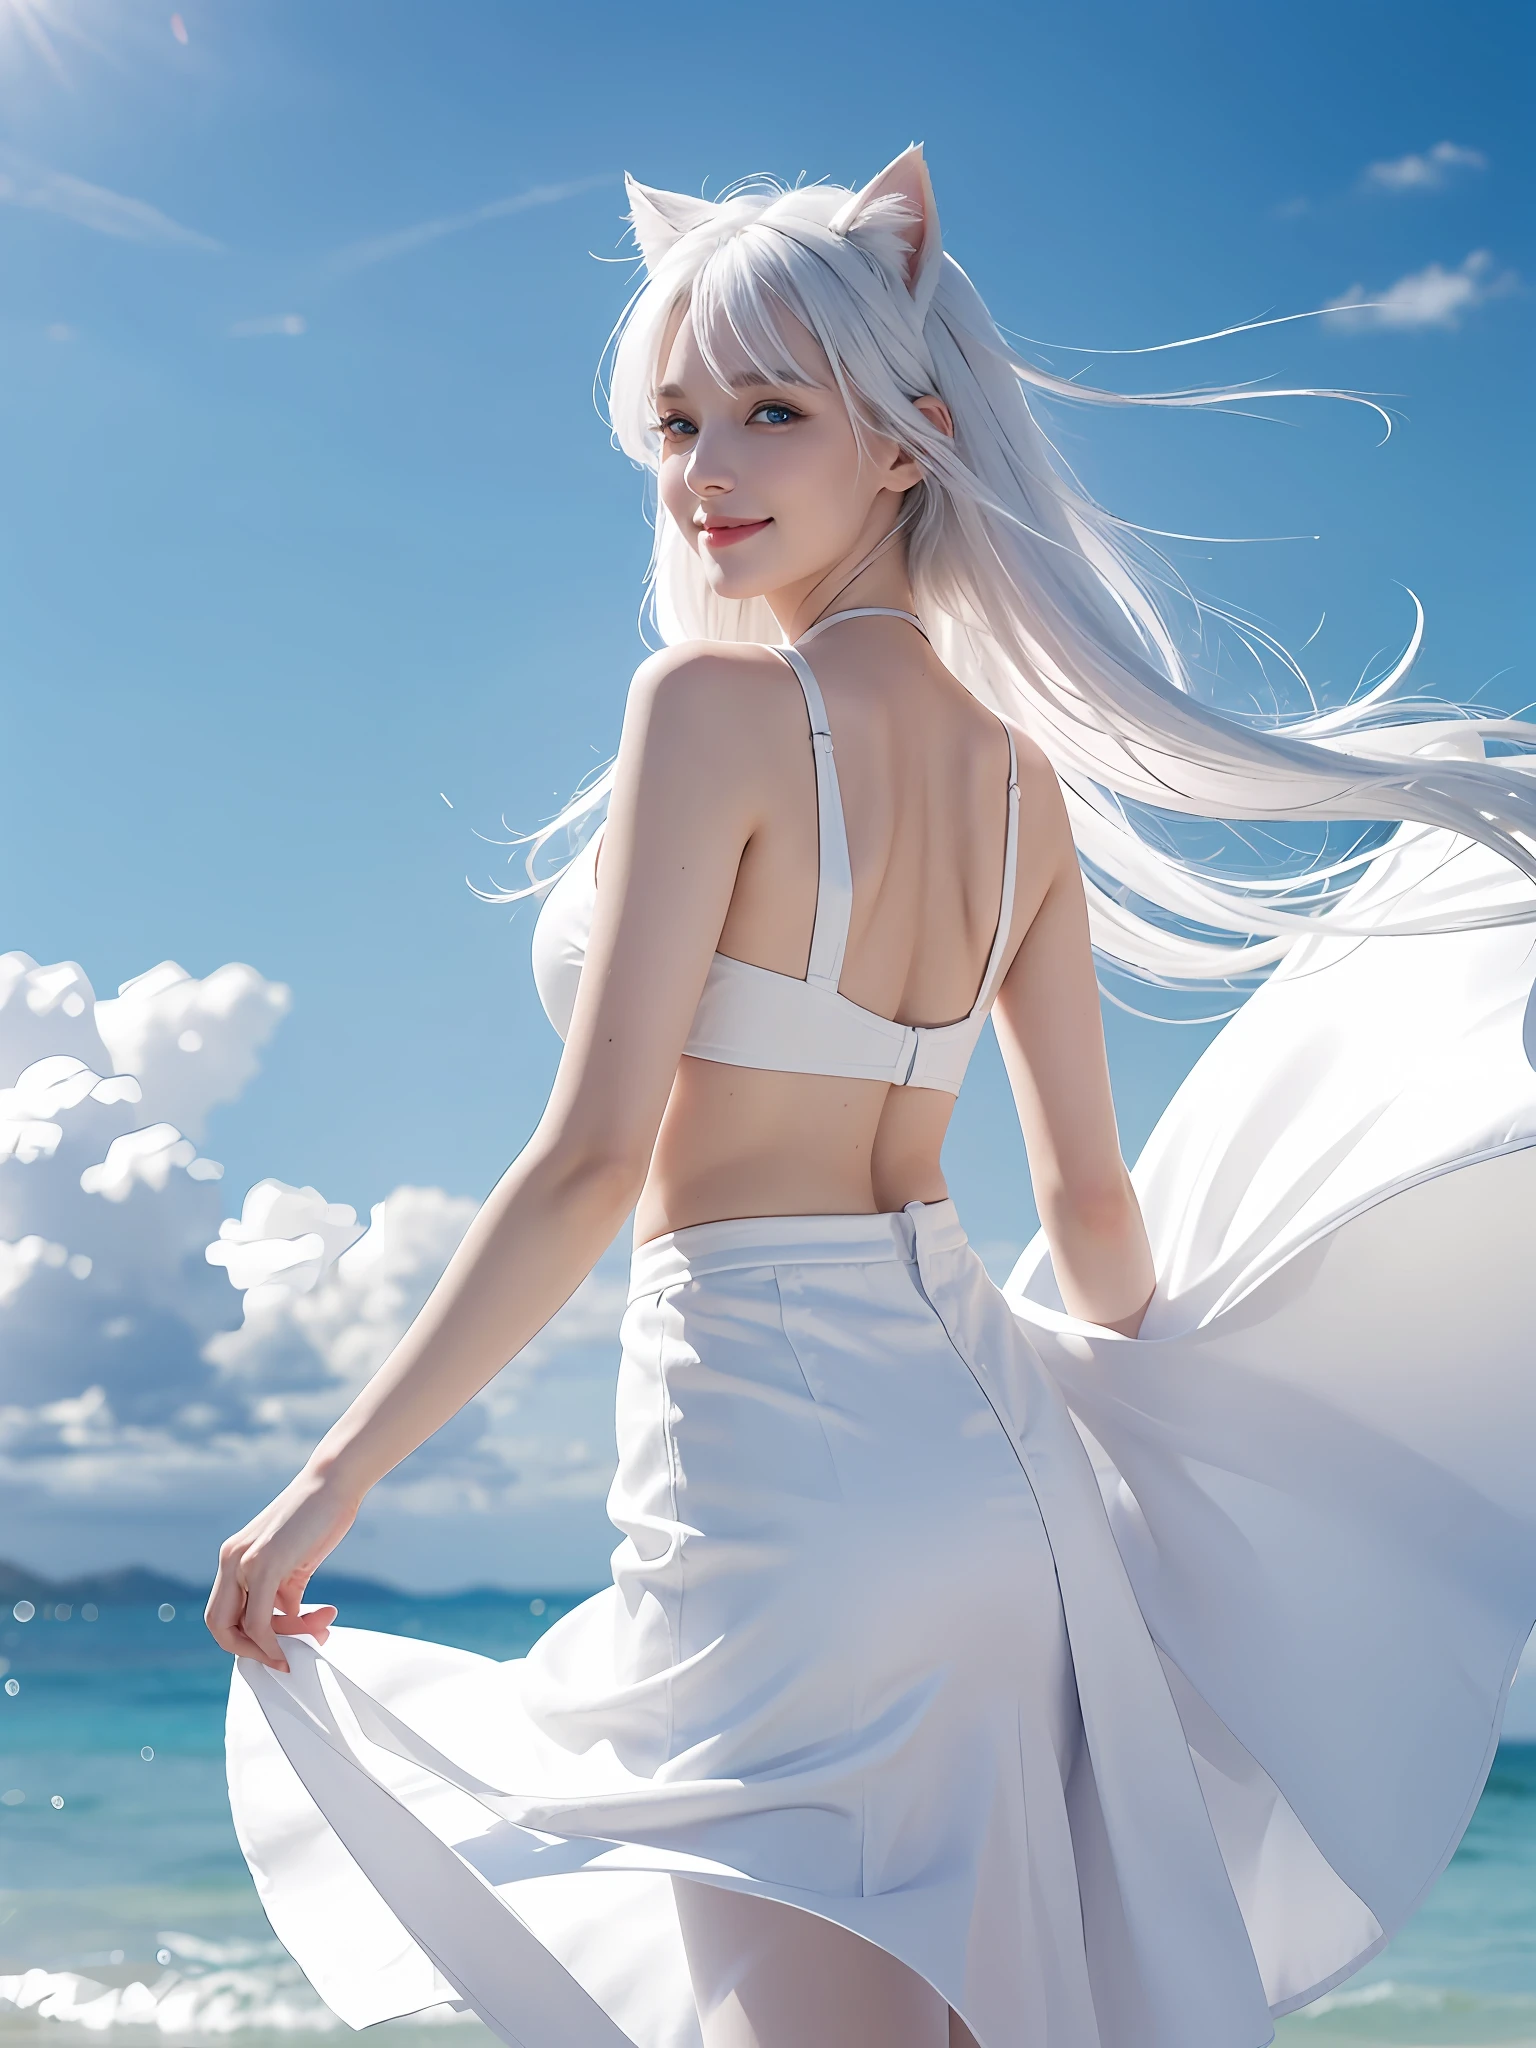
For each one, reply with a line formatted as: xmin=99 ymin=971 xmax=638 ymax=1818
xmin=628 ymin=1198 xmax=969 ymax=1303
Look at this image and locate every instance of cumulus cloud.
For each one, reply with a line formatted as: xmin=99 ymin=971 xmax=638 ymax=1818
xmin=1325 ymin=250 xmax=1519 ymax=332
xmin=0 ymin=149 xmax=221 ymax=250
xmin=1 ymin=954 xmax=255 ymax=1440
xmin=207 ymin=1183 xmax=472 ymax=1399
xmin=95 ymin=959 xmax=291 ymax=1142
xmin=1 ymin=1054 xmax=140 ymax=1165
xmin=203 ymin=1180 xmax=622 ymax=1510
xmin=1361 ymin=141 xmax=1488 ymax=194
xmin=0 ymin=950 xmax=623 ymax=1535
xmin=208 ymin=1180 xmax=366 ymax=1294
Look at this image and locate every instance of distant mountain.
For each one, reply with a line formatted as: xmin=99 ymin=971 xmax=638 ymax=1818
xmin=0 ymin=1558 xmax=402 ymax=1607
xmin=0 ymin=1558 xmax=583 ymax=1608
xmin=0 ymin=1561 xmax=194 ymax=1606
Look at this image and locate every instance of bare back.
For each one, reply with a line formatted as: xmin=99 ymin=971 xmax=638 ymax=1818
xmin=636 ymin=617 xmax=1050 ymax=1240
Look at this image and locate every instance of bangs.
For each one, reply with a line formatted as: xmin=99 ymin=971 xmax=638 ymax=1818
xmin=682 ymin=234 xmax=827 ymax=397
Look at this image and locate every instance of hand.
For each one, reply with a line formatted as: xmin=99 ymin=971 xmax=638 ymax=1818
xmin=205 ymin=1465 xmax=359 ymax=1671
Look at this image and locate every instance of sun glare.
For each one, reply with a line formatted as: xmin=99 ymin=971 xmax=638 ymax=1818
xmin=0 ymin=0 xmax=94 ymax=77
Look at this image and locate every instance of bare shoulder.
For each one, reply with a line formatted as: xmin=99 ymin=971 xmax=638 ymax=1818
xmin=619 ymin=642 xmax=809 ymax=820
xmin=627 ymin=641 xmax=794 ymax=739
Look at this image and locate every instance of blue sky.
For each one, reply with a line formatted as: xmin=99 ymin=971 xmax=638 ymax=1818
xmin=0 ymin=0 xmax=1531 ymax=1584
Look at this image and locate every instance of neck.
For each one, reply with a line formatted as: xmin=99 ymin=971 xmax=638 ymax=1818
xmin=766 ymin=501 xmax=918 ymax=644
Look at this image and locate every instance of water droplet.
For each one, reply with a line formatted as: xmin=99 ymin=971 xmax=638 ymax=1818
xmin=50 ymin=1794 xmax=64 ymax=1809
xmin=82 ymin=1603 xmax=98 ymax=1621
xmin=55 ymin=1603 xmax=71 ymax=1621
xmin=4 ymin=1679 xmax=18 ymax=1697
xmin=529 ymin=1597 xmax=546 ymax=1616
xmin=1 ymin=1789 xmax=22 ymax=1805
xmin=109 ymin=1950 xmax=124 ymax=1965
xmin=140 ymin=1746 xmax=155 ymax=1762
xmin=12 ymin=1601 xmax=34 ymax=1623
xmin=156 ymin=1948 xmax=171 ymax=1966
xmin=157 ymin=1604 xmax=175 ymax=1623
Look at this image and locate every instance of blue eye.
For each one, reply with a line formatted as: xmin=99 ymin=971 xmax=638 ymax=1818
xmin=750 ymin=403 xmax=799 ymax=426
xmin=656 ymin=414 xmax=697 ymax=439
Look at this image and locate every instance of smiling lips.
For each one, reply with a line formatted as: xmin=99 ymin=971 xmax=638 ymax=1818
xmin=698 ymin=518 xmax=772 ymax=549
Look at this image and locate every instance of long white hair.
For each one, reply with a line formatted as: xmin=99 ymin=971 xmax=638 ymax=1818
xmin=503 ymin=147 xmax=1536 ymax=985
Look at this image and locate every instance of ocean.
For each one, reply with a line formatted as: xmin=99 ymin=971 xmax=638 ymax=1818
xmin=1 ymin=1594 xmax=1531 ymax=2047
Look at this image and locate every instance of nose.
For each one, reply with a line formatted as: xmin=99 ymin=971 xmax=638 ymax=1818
xmin=683 ymin=421 xmax=735 ymax=499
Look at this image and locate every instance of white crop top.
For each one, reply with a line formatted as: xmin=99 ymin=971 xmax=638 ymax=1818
xmin=530 ymin=608 xmax=1020 ymax=1098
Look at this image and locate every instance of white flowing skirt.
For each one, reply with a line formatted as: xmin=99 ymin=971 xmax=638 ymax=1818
xmin=227 ymin=838 xmax=1536 ymax=2048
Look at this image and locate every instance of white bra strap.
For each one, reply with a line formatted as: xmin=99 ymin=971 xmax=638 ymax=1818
xmin=775 ymin=645 xmax=854 ymax=993
xmin=969 ymin=725 xmax=1021 ymax=1019
xmin=795 ymin=606 xmax=927 ymax=648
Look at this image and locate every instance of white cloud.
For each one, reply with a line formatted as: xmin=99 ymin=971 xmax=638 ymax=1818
xmin=1 ymin=1054 xmax=141 ymax=1165
xmin=229 ymin=313 xmax=306 ymax=339
xmin=207 ymin=1180 xmax=365 ymax=1295
xmin=328 ymin=174 xmax=612 ymax=277
xmin=95 ymin=959 xmax=291 ymax=1141
xmin=0 ymin=150 xmax=221 ymax=251
xmin=1361 ymin=141 xmax=1488 ymax=194
xmin=0 ymin=954 xmax=244 ymax=1468
xmin=1274 ymin=140 xmax=1489 ymax=221
xmin=204 ymin=1181 xmax=622 ymax=1510
xmin=207 ymin=1183 xmax=473 ymax=1396
xmin=1325 ymin=250 xmax=1519 ymax=332
xmin=0 ymin=950 xmax=624 ymax=1542
xmin=79 ymin=1123 xmax=222 ymax=1202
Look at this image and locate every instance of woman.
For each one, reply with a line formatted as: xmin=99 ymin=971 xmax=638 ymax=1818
xmin=208 ymin=150 xmax=1536 ymax=2048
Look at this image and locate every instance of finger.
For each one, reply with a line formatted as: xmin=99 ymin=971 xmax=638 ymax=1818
xmin=240 ymin=1570 xmax=291 ymax=1672
xmin=273 ymin=1605 xmax=336 ymax=1640
xmin=275 ymin=1574 xmax=332 ymax=1643
xmin=296 ymin=1598 xmax=337 ymax=1646
xmin=274 ymin=1570 xmax=311 ymax=1619
xmin=207 ymin=1594 xmax=271 ymax=1664
xmin=205 ymin=1552 xmax=242 ymax=1619
xmin=205 ymin=1562 xmax=253 ymax=1653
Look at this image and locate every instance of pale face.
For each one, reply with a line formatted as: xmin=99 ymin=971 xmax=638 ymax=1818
xmin=652 ymin=305 xmax=926 ymax=618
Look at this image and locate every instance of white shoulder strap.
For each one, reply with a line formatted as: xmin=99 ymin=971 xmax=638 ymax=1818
xmin=796 ymin=606 xmax=926 ymax=647
xmin=775 ymin=645 xmax=853 ymax=993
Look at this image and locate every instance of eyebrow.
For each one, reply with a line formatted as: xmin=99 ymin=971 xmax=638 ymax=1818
xmin=655 ymin=369 xmax=809 ymax=401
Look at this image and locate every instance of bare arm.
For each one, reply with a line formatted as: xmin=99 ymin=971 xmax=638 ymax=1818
xmin=206 ymin=648 xmax=771 ymax=1668
xmin=991 ymin=753 xmax=1154 ymax=1335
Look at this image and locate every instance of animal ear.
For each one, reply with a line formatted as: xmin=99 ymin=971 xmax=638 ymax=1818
xmin=624 ymin=175 xmax=719 ymax=271
xmin=830 ymin=144 xmax=943 ymax=314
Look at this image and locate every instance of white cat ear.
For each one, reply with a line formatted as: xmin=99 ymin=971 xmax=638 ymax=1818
xmin=830 ymin=144 xmax=943 ymax=315
xmin=624 ymin=175 xmax=719 ymax=271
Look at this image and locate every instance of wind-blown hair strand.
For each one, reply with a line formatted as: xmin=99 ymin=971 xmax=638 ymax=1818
xmin=493 ymin=149 xmax=1536 ymax=988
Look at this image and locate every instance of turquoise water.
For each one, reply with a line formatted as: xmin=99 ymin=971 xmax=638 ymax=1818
xmin=1 ymin=1597 xmax=1531 ymax=2045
